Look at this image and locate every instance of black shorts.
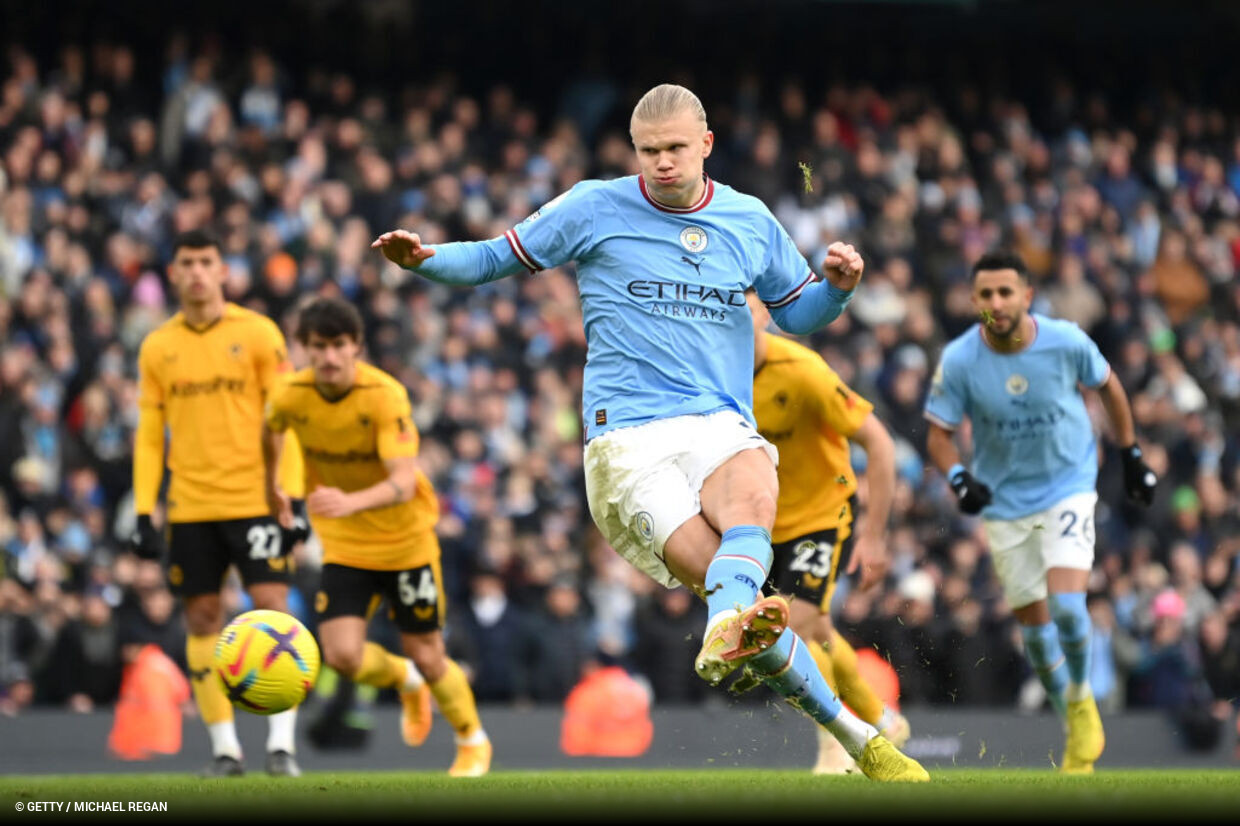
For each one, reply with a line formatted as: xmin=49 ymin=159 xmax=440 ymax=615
xmin=766 ymin=503 xmax=855 ymax=611
xmin=167 ymin=516 xmax=295 ymax=597
xmin=315 ymin=560 xmax=445 ymax=634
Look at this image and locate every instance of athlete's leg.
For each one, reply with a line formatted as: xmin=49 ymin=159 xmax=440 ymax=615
xmin=664 ymin=519 xmax=927 ymax=781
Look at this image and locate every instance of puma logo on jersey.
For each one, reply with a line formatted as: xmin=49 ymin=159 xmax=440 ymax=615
xmin=680 ymin=256 xmax=703 ymax=276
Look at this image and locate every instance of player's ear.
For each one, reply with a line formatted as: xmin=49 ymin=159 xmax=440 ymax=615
xmin=701 ymin=129 xmax=714 ymax=159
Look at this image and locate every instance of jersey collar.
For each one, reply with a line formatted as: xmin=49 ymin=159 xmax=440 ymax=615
xmin=638 ymin=174 xmax=714 ymax=214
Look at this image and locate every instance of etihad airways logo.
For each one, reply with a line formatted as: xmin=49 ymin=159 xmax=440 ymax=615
xmin=627 ymin=280 xmax=745 ymax=322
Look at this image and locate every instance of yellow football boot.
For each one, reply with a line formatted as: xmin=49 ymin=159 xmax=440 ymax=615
xmin=855 ymin=735 xmax=930 ymax=782
xmin=1061 ymin=695 xmax=1104 ymax=774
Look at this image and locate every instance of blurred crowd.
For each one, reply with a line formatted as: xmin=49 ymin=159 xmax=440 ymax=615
xmin=0 ymin=34 xmax=1238 ymax=752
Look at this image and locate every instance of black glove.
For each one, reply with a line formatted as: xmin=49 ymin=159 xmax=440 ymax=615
xmin=949 ymin=465 xmax=992 ymax=515
xmin=1121 ymin=444 xmax=1157 ymax=506
xmin=280 ymin=500 xmax=310 ymax=556
xmin=130 ymin=514 xmax=166 ymax=561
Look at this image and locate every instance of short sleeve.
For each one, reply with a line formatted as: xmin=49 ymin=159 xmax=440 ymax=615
xmin=137 ymin=338 xmax=164 ymax=410
xmin=253 ymin=318 xmax=291 ymax=395
xmin=264 ymin=381 xmax=289 ymax=432
xmin=1072 ymin=327 xmax=1110 ymax=388
xmin=753 ymin=212 xmax=815 ymax=310
xmin=504 ymin=183 xmax=596 ymax=273
xmin=924 ymin=353 xmax=968 ymax=430
xmin=377 ymin=384 xmax=419 ymax=461
xmin=813 ymin=362 xmax=874 ymax=438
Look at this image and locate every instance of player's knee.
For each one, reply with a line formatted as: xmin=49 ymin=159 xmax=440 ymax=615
xmin=183 ymin=597 xmax=222 ymax=636
xmin=731 ymin=487 xmax=777 ymax=529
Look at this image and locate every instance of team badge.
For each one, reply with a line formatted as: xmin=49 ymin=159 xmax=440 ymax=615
xmin=635 ymin=512 xmax=654 ymax=542
xmin=1005 ymin=373 xmax=1029 ymax=396
xmin=679 ymin=226 xmax=709 ymax=253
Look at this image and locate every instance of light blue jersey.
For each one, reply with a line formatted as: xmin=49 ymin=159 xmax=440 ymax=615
xmin=416 ymin=175 xmax=853 ymax=440
xmin=924 ymin=314 xmax=1110 ymax=520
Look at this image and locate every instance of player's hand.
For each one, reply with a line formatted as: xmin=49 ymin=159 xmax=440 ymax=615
xmin=267 ymin=485 xmax=293 ymax=529
xmin=846 ymin=532 xmax=890 ymax=593
xmin=371 ymin=229 xmax=436 ymax=270
xmin=130 ymin=514 xmax=166 ymax=561
xmin=1121 ymin=444 xmax=1157 ymax=506
xmin=280 ymin=500 xmax=310 ymax=556
xmin=949 ymin=466 xmax=992 ymax=515
xmin=307 ymin=486 xmax=358 ymax=518
xmin=822 ymin=242 xmax=864 ymax=292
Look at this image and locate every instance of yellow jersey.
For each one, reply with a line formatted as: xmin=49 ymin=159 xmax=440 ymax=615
xmin=754 ymin=334 xmax=873 ymax=544
xmin=265 ymin=361 xmax=438 ymax=571
xmin=136 ymin=303 xmax=291 ymax=523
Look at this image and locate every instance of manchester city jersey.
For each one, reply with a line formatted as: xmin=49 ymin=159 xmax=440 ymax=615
xmin=923 ymin=314 xmax=1111 ymax=520
xmin=505 ymin=175 xmax=816 ymax=440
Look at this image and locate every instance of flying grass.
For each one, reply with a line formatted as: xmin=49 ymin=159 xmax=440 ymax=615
xmin=4 ymin=769 xmax=1240 ymax=822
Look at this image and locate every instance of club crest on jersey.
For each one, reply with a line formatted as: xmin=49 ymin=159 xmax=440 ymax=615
xmin=635 ymin=511 xmax=654 ymax=542
xmin=1005 ymin=373 xmax=1029 ymax=396
xmin=679 ymin=226 xmax=709 ymax=253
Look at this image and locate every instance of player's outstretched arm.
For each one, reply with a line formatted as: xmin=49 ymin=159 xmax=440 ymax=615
xmin=1093 ymin=371 xmax=1156 ymax=505
xmin=846 ymin=413 xmax=895 ymax=591
xmin=372 ymin=229 xmax=529 ymax=286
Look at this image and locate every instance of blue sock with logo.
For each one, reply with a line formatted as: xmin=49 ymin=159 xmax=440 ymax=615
xmin=1050 ymin=592 xmax=1092 ymax=698
xmin=1021 ymin=622 xmax=1069 ymax=716
xmin=704 ymin=526 xmax=773 ymax=628
xmin=750 ymin=627 xmax=876 ymax=755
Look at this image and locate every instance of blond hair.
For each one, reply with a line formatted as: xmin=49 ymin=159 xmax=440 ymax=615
xmin=630 ymin=84 xmax=707 ymax=135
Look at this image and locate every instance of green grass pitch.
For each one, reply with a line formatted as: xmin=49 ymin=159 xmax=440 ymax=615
xmin=4 ymin=769 xmax=1240 ymax=822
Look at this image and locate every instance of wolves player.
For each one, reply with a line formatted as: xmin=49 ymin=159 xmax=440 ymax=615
xmin=747 ymin=292 xmax=910 ymax=773
xmin=375 ymin=84 xmax=926 ymax=781
xmin=924 ymin=251 xmax=1156 ymax=773
xmin=132 ymin=230 xmax=307 ymax=776
xmin=264 ymin=298 xmax=491 ymax=776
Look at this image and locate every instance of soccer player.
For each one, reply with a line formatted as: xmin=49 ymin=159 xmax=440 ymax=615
xmin=746 ymin=291 xmax=911 ymax=774
xmin=924 ymin=250 xmax=1157 ymax=774
xmin=373 ymin=84 xmax=926 ymax=781
xmin=132 ymin=229 xmax=306 ymax=777
xmin=263 ymin=297 xmax=491 ymax=777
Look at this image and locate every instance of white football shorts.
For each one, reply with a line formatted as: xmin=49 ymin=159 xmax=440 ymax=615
xmin=983 ymin=490 xmax=1098 ymax=609
xmin=584 ymin=409 xmax=778 ymax=588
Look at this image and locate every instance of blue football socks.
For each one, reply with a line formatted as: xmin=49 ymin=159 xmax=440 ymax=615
xmin=1021 ymin=621 xmax=1069 ymax=716
xmin=1050 ymin=591 xmax=1092 ymax=699
xmin=704 ymin=525 xmax=773 ymax=624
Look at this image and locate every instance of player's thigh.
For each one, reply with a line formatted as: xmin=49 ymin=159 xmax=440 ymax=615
xmin=585 ymin=429 xmax=701 ymax=590
xmin=316 ymin=614 xmax=370 ymax=675
xmin=167 ymin=520 xmax=231 ymax=603
xmin=983 ymin=516 xmax=1048 ymax=611
xmin=225 ymin=515 xmax=296 ymax=590
xmin=1041 ymin=491 xmax=1098 ymax=581
xmin=693 ymin=417 xmax=779 ymax=534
